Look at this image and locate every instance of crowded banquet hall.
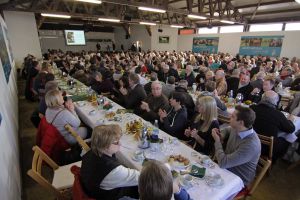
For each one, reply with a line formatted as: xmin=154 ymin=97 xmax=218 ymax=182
xmin=1 ymin=0 xmax=300 ymax=200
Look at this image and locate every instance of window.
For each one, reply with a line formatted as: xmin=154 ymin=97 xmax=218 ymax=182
xmin=249 ymin=23 xmax=283 ymax=32
xmin=285 ymin=22 xmax=300 ymax=31
xmin=197 ymin=27 xmax=218 ymax=34
xmin=220 ymin=25 xmax=244 ymax=33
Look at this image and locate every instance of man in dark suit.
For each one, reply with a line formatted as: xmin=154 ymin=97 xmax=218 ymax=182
xmin=236 ymin=73 xmax=253 ymax=101
xmin=120 ymin=73 xmax=147 ymax=112
xmin=226 ymin=69 xmax=240 ymax=96
xmin=158 ymin=62 xmax=179 ymax=82
xmin=250 ymin=90 xmax=295 ymax=162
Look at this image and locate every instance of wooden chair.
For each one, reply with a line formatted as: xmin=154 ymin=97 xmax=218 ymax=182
xmin=70 ymin=165 xmax=96 ymax=200
xmin=257 ymin=134 xmax=274 ymax=161
xmin=27 ymin=146 xmax=81 ymax=200
xmin=101 ymin=92 xmax=111 ymax=98
xmin=234 ymin=158 xmax=272 ymax=200
xmin=280 ymin=96 xmax=293 ymax=109
xmin=218 ymin=114 xmax=231 ymax=124
xmin=65 ymin=124 xmax=91 ymax=152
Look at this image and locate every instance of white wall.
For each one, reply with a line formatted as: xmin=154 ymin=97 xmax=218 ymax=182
xmin=114 ymin=26 xmax=131 ymax=51
xmin=151 ymin=25 xmax=178 ymax=52
xmin=39 ymin=31 xmax=115 ymax=53
xmin=178 ymin=30 xmax=300 ymax=59
xmin=3 ymin=11 xmax=42 ymax=67
xmin=129 ymin=25 xmax=151 ymax=51
xmin=0 ymin=16 xmax=21 ymax=200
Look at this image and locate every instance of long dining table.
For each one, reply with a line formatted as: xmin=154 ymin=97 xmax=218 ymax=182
xmin=56 ymin=75 xmax=244 ymax=200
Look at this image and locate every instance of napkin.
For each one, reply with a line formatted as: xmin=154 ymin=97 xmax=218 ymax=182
xmin=190 ymin=165 xmax=206 ymax=178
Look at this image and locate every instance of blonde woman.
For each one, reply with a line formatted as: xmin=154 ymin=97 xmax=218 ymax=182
xmin=184 ymin=96 xmax=219 ymax=156
xmin=45 ymin=89 xmax=87 ymax=145
xmin=80 ymin=124 xmax=139 ymax=200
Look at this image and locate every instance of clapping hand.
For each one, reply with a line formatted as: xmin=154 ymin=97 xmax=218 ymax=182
xmin=288 ymin=114 xmax=295 ymax=122
xmin=211 ymin=128 xmax=221 ymax=142
xmin=140 ymin=101 xmax=150 ymax=112
xmin=190 ymin=128 xmax=199 ymax=139
xmin=119 ymin=87 xmax=128 ymax=95
xmin=184 ymin=127 xmax=191 ymax=137
xmin=158 ymin=108 xmax=167 ymax=121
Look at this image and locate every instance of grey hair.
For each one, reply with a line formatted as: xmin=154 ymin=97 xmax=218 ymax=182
xmin=91 ymin=71 xmax=102 ymax=80
xmin=261 ymin=92 xmax=279 ymax=106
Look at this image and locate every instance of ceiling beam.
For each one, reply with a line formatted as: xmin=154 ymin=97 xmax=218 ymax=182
xmin=235 ymin=0 xmax=295 ymax=9
xmin=243 ymin=8 xmax=300 ymax=17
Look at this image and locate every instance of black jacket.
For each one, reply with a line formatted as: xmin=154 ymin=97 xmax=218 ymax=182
xmin=237 ymin=83 xmax=253 ymax=101
xmin=123 ymin=84 xmax=147 ymax=111
xmin=174 ymin=86 xmax=195 ymax=119
xmin=161 ymin=106 xmax=188 ymax=140
xmin=226 ymin=76 xmax=239 ymax=95
xmin=250 ymin=103 xmax=295 ymax=137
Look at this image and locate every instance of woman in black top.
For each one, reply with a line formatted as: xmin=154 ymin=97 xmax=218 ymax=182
xmin=184 ymin=96 xmax=219 ymax=156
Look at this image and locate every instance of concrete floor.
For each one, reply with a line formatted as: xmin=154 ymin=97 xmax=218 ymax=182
xmin=18 ymin=79 xmax=300 ymax=200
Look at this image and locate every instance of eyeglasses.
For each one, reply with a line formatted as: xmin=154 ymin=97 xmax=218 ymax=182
xmin=112 ymin=140 xmax=120 ymax=145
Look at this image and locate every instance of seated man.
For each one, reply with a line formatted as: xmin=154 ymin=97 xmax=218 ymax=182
xmin=139 ymin=81 xmax=170 ymax=123
xmin=212 ymin=106 xmax=261 ymax=186
xmin=120 ymin=73 xmax=147 ymax=112
xmin=174 ymin=80 xmax=195 ymax=119
xmin=250 ymin=90 xmax=295 ymax=162
xmin=236 ymin=73 xmax=253 ymax=101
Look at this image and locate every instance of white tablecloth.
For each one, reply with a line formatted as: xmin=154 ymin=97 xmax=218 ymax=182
xmin=278 ymin=113 xmax=300 ymax=143
xmin=74 ymin=99 xmax=244 ymax=200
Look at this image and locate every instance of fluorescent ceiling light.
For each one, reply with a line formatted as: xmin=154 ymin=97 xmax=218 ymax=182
xmin=75 ymin=0 xmax=102 ymax=4
xmin=170 ymin=25 xmax=184 ymax=28
xmin=41 ymin=13 xmax=71 ymax=18
xmin=138 ymin=6 xmax=166 ymax=13
xmin=139 ymin=21 xmax=156 ymax=26
xmin=188 ymin=14 xmax=207 ymax=20
xmin=98 ymin=18 xmax=120 ymax=22
xmin=220 ymin=20 xmax=235 ymax=24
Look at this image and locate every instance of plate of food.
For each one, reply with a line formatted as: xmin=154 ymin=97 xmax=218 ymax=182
xmin=105 ymin=111 xmax=116 ymax=119
xmin=116 ymin=109 xmax=134 ymax=114
xmin=168 ymin=154 xmax=190 ymax=170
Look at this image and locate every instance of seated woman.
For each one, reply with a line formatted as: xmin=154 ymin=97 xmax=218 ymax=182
xmin=80 ymin=124 xmax=139 ymax=200
xmin=158 ymin=92 xmax=188 ymax=140
xmin=45 ymin=89 xmax=87 ymax=145
xmin=184 ymin=96 xmax=219 ymax=156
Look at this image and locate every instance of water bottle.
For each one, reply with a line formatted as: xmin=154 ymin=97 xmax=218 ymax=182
xmin=153 ymin=120 xmax=159 ymax=136
xmin=228 ymin=90 xmax=234 ymax=104
xmin=192 ymin=83 xmax=197 ymax=93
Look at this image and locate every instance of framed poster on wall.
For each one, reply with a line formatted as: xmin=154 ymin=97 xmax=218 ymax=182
xmin=192 ymin=37 xmax=219 ymax=53
xmin=239 ymin=36 xmax=284 ymax=57
xmin=159 ymin=36 xmax=170 ymax=44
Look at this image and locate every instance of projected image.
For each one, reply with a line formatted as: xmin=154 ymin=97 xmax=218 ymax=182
xmin=64 ymin=30 xmax=86 ymax=45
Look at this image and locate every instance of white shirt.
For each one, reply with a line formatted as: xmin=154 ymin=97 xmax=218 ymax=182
xmin=100 ymin=165 xmax=140 ymax=190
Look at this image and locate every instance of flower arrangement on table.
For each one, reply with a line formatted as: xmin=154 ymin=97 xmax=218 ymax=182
xmin=103 ymin=101 xmax=113 ymax=110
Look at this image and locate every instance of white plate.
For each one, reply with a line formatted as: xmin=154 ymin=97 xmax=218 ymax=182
xmin=77 ymin=101 xmax=86 ymax=107
xmin=89 ymin=110 xmax=97 ymax=116
xmin=205 ymin=173 xmax=224 ymax=187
